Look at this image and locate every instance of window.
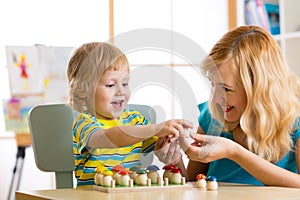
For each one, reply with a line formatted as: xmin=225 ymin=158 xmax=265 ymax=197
xmin=0 ymin=0 xmax=228 ymax=135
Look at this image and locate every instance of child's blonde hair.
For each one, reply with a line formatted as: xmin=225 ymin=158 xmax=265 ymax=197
xmin=201 ymin=25 xmax=300 ymax=162
xmin=67 ymin=42 xmax=129 ymax=115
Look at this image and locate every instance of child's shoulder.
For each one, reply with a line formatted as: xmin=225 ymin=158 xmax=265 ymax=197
xmin=121 ymin=109 xmax=143 ymax=118
xmin=121 ymin=109 xmax=149 ymax=125
xmin=75 ymin=112 xmax=97 ymax=123
xmin=77 ymin=112 xmax=93 ymax=119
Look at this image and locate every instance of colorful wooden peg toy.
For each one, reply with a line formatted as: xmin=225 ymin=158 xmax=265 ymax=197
xmin=206 ymin=176 xmax=218 ymax=190
xmin=195 ymin=174 xmax=207 ymax=188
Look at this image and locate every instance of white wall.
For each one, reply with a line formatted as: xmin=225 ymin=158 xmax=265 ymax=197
xmin=0 ymin=139 xmax=56 ymax=200
xmin=0 ymin=1 xmax=229 ymax=199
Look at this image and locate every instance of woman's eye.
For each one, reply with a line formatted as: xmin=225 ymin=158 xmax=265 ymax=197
xmin=123 ymin=83 xmax=128 ymax=87
xmin=224 ymin=87 xmax=231 ymax=92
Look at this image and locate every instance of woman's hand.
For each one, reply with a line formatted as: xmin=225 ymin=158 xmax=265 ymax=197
xmin=184 ymin=134 xmax=238 ymax=163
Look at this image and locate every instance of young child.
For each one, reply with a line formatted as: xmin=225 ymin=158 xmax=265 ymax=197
xmin=180 ymin=25 xmax=300 ymax=187
xmin=67 ymin=42 xmax=192 ymax=188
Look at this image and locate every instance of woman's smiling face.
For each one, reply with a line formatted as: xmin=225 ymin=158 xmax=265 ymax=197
xmin=210 ymin=61 xmax=247 ymax=123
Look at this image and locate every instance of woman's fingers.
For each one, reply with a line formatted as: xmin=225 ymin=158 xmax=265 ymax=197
xmin=181 ymin=120 xmax=194 ymax=129
xmin=190 ymin=141 xmax=201 ymax=147
xmin=190 ymin=133 xmax=205 ymax=141
xmin=178 ymin=135 xmax=191 ymax=152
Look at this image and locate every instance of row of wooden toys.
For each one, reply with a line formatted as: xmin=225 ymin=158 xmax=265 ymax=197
xmin=195 ymin=174 xmax=218 ymax=190
xmin=94 ymin=164 xmax=186 ymax=188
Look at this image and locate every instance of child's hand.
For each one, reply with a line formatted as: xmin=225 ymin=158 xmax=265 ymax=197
xmin=154 ymin=136 xmax=182 ymax=165
xmin=154 ymin=119 xmax=193 ymax=140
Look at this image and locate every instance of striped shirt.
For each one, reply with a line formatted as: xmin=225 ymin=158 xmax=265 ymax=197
xmin=72 ymin=109 xmax=157 ymax=188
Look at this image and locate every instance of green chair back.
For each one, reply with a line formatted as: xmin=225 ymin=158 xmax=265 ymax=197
xmin=28 ymin=104 xmax=75 ymax=189
xmin=28 ymin=103 xmax=156 ymax=188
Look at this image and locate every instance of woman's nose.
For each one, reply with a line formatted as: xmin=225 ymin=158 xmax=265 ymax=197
xmin=211 ymin=89 xmax=225 ymax=105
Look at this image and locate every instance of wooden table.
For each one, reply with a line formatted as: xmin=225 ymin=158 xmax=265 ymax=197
xmin=16 ymin=182 xmax=300 ymax=200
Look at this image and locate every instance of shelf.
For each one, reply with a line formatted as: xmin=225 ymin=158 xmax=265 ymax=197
xmin=238 ymin=0 xmax=300 ymax=77
xmin=282 ymin=31 xmax=300 ymax=40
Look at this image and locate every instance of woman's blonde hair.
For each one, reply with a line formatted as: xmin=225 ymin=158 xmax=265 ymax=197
xmin=201 ymin=25 xmax=300 ymax=162
xmin=67 ymin=42 xmax=129 ymax=115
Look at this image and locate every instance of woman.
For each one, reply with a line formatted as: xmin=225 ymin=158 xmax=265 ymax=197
xmin=181 ymin=25 xmax=300 ymax=187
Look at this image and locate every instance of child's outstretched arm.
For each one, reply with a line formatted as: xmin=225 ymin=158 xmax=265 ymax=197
xmin=87 ymin=119 xmax=193 ymax=149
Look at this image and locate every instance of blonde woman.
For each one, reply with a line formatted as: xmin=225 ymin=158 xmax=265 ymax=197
xmin=182 ymin=25 xmax=300 ymax=187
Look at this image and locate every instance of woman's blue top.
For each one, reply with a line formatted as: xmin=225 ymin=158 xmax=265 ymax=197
xmin=198 ymin=102 xmax=300 ymax=185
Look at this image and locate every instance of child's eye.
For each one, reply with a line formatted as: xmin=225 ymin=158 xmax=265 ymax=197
xmin=106 ymin=84 xmax=115 ymax=88
xmin=122 ymin=83 xmax=128 ymax=87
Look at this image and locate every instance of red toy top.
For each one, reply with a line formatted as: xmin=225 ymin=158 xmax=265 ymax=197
xmin=163 ymin=164 xmax=175 ymax=170
xmin=112 ymin=165 xmax=125 ymax=172
xmin=196 ymin=174 xmax=206 ymax=180
xmin=171 ymin=167 xmax=182 ymax=173
xmin=119 ymin=169 xmax=131 ymax=175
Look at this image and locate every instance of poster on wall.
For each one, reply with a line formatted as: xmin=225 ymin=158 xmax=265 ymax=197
xmin=5 ymin=46 xmax=45 ymax=96
xmin=3 ymin=45 xmax=74 ymax=134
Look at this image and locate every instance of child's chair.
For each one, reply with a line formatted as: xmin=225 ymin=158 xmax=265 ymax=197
xmin=28 ymin=104 xmax=74 ymax=189
xmin=28 ymin=103 xmax=156 ymax=189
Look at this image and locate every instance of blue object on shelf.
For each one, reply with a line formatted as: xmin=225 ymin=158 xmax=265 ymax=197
xmin=265 ymin=3 xmax=280 ymax=35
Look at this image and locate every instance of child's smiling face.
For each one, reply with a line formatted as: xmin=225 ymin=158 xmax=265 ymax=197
xmin=94 ymin=68 xmax=130 ymax=120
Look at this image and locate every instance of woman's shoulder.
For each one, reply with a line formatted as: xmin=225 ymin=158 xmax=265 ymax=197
xmin=198 ymin=101 xmax=209 ymax=112
xmin=292 ymin=117 xmax=300 ymax=141
xmin=197 ymin=101 xmax=211 ymax=131
xmin=197 ymin=101 xmax=231 ymax=138
xmin=197 ymin=101 xmax=210 ymax=118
